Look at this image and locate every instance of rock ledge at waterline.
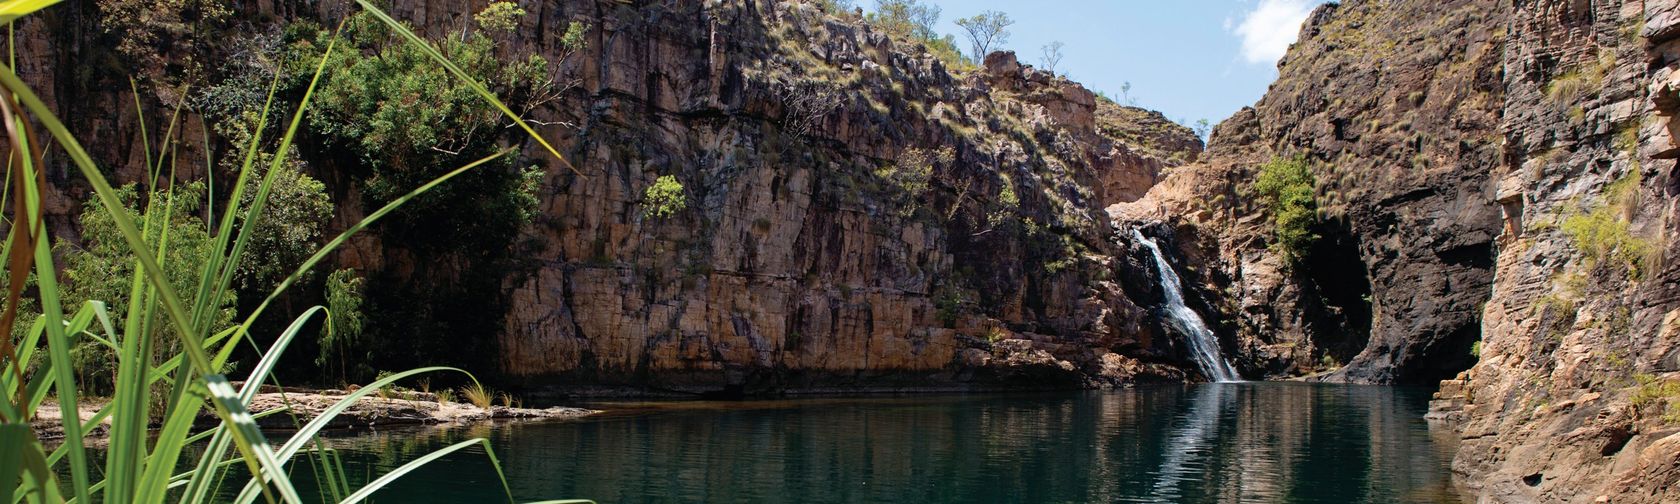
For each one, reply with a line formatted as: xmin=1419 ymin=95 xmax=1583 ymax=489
xmin=31 ymin=389 xmax=598 ymax=440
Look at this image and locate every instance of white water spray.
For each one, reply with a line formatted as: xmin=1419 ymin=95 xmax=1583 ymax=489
xmin=1132 ymin=229 xmax=1241 ymax=382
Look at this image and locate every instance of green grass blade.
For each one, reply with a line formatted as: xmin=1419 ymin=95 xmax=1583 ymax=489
xmin=177 ymin=409 xmax=279 ymax=504
xmin=335 ymin=439 xmax=507 ymax=504
xmin=136 ymin=390 xmax=210 ymax=503
xmin=232 ymin=367 xmax=469 ymax=504
xmin=226 ymin=149 xmax=511 ymax=351
xmin=240 ymin=307 xmax=322 ymax=401
xmin=205 ymin=373 xmax=302 ymax=504
xmin=13 ymin=432 xmax=60 ymax=503
xmin=179 ymin=307 xmax=321 ymax=503
xmin=22 ymin=303 xmax=93 ymax=418
xmin=106 ymin=179 xmax=169 ymax=504
xmin=0 ymin=423 xmax=25 ymax=502
xmin=11 ymin=101 xmax=92 ymax=504
xmin=0 ymin=0 xmax=60 ymax=23
xmin=0 ymin=61 xmax=211 ymax=394
xmin=130 ymin=78 xmax=150 ymax=189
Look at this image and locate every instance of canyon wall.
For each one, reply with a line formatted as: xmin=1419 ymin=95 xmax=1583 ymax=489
xmin=488 ymin=1 xmax=1200 ymax=394
xmin=1108 ymin=0 xmax=1680 ymax=500
xmin=1429 ymin=0 xmax=1680 ymax=502
xmin=13 ymin=0 xmax=1680 ymax=498
xmin=9 ymin=0 xmax=1207 ymax=393
xmin=1113 ymin=0 xmax=1506 ymax=385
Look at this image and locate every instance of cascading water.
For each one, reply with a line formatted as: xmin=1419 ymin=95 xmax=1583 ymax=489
xmin=1132 ymin=229 xmax=1241 ymax=382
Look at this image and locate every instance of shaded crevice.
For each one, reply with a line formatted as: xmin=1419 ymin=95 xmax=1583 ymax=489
xmin=1298 ymin=216 xmax=1373 ymax=366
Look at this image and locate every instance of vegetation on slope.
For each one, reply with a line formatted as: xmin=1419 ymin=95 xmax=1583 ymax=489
xmin=1254 ymin=156 xmax=1320 ymax=266
xmin=269 ymin=5 xmax=587 ymax=381
xmin=0 ymin=0 xmax=590 ymax=502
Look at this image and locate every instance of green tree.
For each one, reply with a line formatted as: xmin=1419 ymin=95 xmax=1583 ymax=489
xmin=642 ymin=175 xmax=688 ymax=220
xmin=474 ymin=1 xmax=525 ymax=33
xmin=955 ymin=10 xmax=1014 ymax=61
xmin=320 ymin=268 xmax=370 ymax=384
xmin=218 ymin=113 xmax=335 ymax=293
xmin=1254 ymin=156 xmax=1320 ymax=265
xmin=866 ymin=0 xmax=971 ymax=70
xmin=869 ymin=0 xmax=941 ymax=40
xmin=282 ymin=5 xmax=586 ymax=372
xmin=289 ymin=8 xmax=567 ymax=247
xmin=59 ymin=184 xmax=235 ymax=393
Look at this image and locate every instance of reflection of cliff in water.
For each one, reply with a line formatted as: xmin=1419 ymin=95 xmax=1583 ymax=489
xmin=280 ymin=384 xmax=1462 ymax=503
xmin=1137 ymin=383 xmax=1464 ymax=503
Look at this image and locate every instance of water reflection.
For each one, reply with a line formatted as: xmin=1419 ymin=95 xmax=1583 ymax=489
xmin=1147 ymin=382 xmax=1232 ymax=502
xmin=293 ymin=383 xmax=1462 ymax=503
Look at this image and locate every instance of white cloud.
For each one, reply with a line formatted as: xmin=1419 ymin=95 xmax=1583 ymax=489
xmin=1232 ymin=0 xmax=1320 ymax=65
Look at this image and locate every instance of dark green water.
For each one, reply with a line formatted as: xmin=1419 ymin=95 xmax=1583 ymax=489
xmin=296 ymin=382 xmax=1464 ymax=503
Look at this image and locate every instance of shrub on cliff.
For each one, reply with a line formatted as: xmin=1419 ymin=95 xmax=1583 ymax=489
xmin=1562 ymin=171 xmax=1655 ymax=279
xmin=287 ymin=11 xmax=556 ymax=246
xmin=1254 ymin=156 xmax=1320 ymax=265
xmin=642 ymin=175 xmax=689 ymax=220
xmin=283 ymin=5 xmax=586 ymax=371
xmin=1545 ymin=52 xmax=1617 ymax=109
xmin=876 ymin=146 xmax=951 ymax=217
xmin=96 ymin=0 xmax=231 ymax=97
xmin=818 ymin=0 xmax=857 ymax=15
xmin=866 ymin=0 xmax=972 ymax=71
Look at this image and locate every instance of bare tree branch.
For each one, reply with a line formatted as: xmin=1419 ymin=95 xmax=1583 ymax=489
xmin=955 ymin=10 xmax=1014 ymax=62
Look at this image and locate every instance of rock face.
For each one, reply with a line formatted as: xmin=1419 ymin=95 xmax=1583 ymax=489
xmin=1117 ymin=0 xmax=1680 ymax=500
xmin=492 ymin=2 xmax=1205 ymax=394
xmin=10 ymin=0 xmax=1202 ymax=394
xmin=1113 ymin=0 xmax=1506 ymax=385
xmin=13 ymin=0 xmax=1680 ymax=500
xmin=1427 ymin=1 xmax=1680 ymax=503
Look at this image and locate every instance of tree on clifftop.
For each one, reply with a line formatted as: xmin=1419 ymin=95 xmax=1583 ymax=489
xmin=957 ymin=10 xmax=1014 ymax=61
xmin=1041 ymin=41 xmax=1065 ymax=74
xmin=870 ymin=0 xmax=941 ymax=40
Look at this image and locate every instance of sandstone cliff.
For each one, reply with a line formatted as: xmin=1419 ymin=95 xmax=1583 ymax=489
xmin=490 ymin=1 xmax=1205 ymax=394
xmin=1428 ymin=1 xmax=1680 ymax=502
xmin=10 ymin=0 xmax=1205 ymax=394
xmin=1110 ymin=0 xmax=1680 ymax=501
xmin=1113 ymin=0 xmax=1506 ymax=385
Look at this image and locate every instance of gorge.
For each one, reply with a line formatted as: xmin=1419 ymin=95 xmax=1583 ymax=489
xmin=5 ymin=0 xmax=1680 ymax=502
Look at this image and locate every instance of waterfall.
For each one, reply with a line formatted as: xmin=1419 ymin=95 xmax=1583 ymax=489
xmin=1132 ymin=229 xmax=1241 ymax=382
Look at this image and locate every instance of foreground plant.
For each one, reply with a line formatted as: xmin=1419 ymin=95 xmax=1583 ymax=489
xmin=0 ymin=0 xmax=587 ymax=502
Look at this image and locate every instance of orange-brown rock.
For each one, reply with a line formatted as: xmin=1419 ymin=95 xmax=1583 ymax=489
xmin=1114 ymin=0 xmax=1506 ymax=384
xmin=9 ymin=0 xmax=1202 ymax=394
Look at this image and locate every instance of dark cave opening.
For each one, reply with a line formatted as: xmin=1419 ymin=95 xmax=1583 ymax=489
xmin=1299 ymin=217 xmax=1374 ymax=366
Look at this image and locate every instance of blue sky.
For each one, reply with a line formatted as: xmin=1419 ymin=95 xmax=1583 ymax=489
xmin=900 ymin=0 xmax=1330 ymax=129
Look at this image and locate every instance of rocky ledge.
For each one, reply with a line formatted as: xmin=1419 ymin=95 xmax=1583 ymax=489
xmin=30 ymin=389 xmax=598 ymax=441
